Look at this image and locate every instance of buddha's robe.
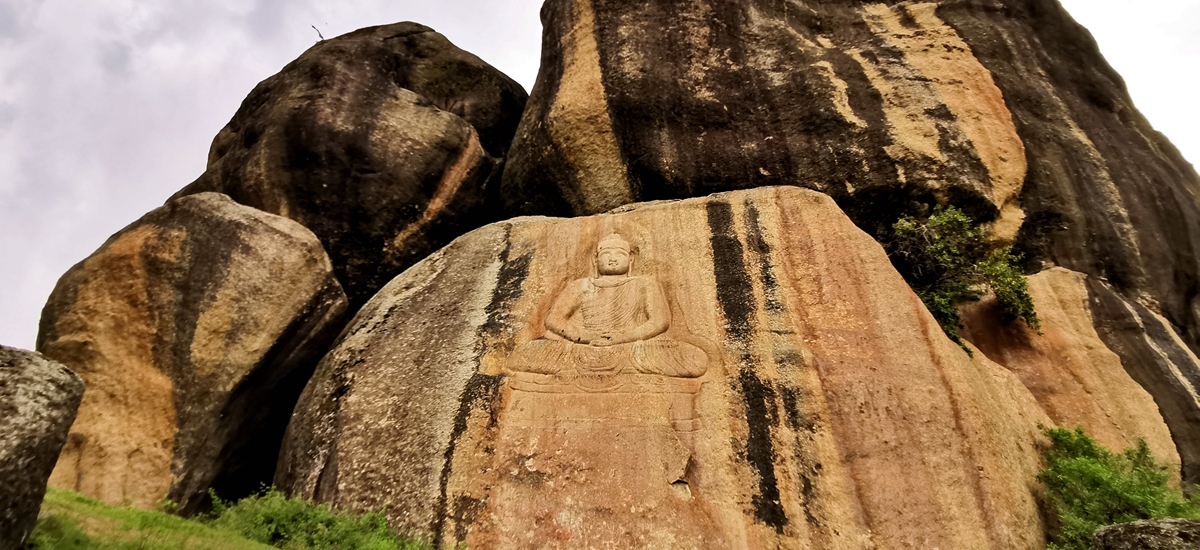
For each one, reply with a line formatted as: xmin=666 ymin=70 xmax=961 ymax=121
xmin=506 ymin=276 xmax=707 ymax=378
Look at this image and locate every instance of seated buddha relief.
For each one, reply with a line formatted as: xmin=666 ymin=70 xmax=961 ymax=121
xmin=503 ymin=232 xmax=709 ymax=381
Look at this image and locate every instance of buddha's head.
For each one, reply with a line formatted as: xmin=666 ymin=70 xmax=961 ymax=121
xmin=596 ymin=233 xmax=632 ymax=276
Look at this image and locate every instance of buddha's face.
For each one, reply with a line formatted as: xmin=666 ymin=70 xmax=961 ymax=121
xmin=597 ymin=247 xmax=631 ymax=276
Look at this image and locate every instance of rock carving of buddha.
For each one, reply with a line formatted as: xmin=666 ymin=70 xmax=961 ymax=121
xmin=504 ymin=233 xmax=707 ymax=379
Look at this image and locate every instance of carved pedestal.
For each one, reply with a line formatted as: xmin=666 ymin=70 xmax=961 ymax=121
xmin=475 ymin=372 xmax=723 ymax=549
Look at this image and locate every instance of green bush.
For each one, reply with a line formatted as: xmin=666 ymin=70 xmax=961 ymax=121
xmin=1038 ymin=426 xmax=1200 ymax=550
xmin=207 ymin=489 xmax=431 ymax=550
xmin=889 ymin=205 xmax=1039 ymax=347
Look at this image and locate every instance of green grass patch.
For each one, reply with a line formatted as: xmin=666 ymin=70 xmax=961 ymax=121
xmin=24 ymin=487 xmax=272 ymax=549
xmin=24 ymin=487 xmax=433 ymax=550
xmin=1039 ymin=426 xmax=1200 ymax=550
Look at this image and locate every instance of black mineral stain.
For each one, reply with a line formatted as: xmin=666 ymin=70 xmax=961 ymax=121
xmin=800 ymin=471 xmax=820 ymax=527
xmin=432 ymin=227 xmax=531 ymax=540
xmin=451 ymin=495 xmax=487 ymax=543
xmin=707 ymin=201 xmax=754 ymax=340
xmin=706 ymin=200 xmax=789 ymax=533
xmin=744 ymin=202 xmax=785 ymax=313
xmin=738 ymin=368 xmax=788 ymax=533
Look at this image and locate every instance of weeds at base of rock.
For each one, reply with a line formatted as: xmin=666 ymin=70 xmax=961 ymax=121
xmin=1038 ymin=425 xmax=1200 ymax=550
xmin=23 ymin=486 xmax=434 ymax=550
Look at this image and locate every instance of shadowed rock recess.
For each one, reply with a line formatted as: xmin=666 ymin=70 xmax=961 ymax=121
xmin=279 ymin=186 xmax=1052 ymax=549
xmin=0 ymin=346 xmax=84 ymax=550
xmin=37 ymin=193 xmax=349 ymax=514
xmin=175 ymin=22 xmax=529 ymax=307
xmin=502 ymin=0 xmax=1200 ymax=483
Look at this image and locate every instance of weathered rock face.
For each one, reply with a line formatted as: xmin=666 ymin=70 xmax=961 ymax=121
xmin=502 ymin=0 xmax=1029 ymax=236
xmin=37 ymin=192 xmax=349 ymax=514
xmin=502 ymin=0 xmax=1200 ymax=482
xmin=943 ymin=0 xmax=1200 ymax=480
xmin=279 ymin=186 xmax=1052 ymax=549
xmin=1086 ymin=278 xmax=1200 ymax=484
xmin=0 ymin=346 xmax=84 ymax=550
xmin=1092 ymin=518 xmax=1200 ymax=550
xmin=959 ymin=268 xmax=1179 ymax=472
xmin=175 ymin=22 xmax=529 ymax=306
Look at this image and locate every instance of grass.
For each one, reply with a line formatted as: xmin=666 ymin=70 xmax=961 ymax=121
xmin=24 ymin=487 xmax=272 ymax=549
xmin=24 ymin=487 xmax=434 ymax=550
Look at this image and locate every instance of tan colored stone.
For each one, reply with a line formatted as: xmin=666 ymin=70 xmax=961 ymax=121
xmin=502 ymin=0 xmax=1200 ymax=484
xmin=960 ymin=267 xmax=1179 ymax=475
xmin=862 ymin=2 xmax=1028 ymax=242
xmin=280 ymin=186 xmax=1051 ymax=549
xmin=38 ymin=192 xmax=349 ymax=513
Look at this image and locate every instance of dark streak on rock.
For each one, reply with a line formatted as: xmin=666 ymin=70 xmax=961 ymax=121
xmin=737 ymin=368 xmax=788 ymax=533
xmin=744 ymin=201 xmax=784 ymax=313
xmin=1087 ymin=278 xmax=1200 ymax=482
xmin=434 ymin=227 xmax=529 ymax=540
xmin=706 ymin=199 xmax=789 ymax=532
xmin=433 ymin=372 xmax=501 ymax=541
xmin=706 ymin=201 xmax=753 ymax=339
xmin=499 ymin=0 xmax=583 ymax=217
xmin=451 ymin=495 xmax=487 ymax=543
xmin=800 ymin=471 xmax=820 ymax=527
xmin=779 ymin=386 xmax=803 ymax=432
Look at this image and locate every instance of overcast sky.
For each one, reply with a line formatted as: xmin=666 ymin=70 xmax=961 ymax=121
xmin=1 ymin=0 xmax=1196 ymax=350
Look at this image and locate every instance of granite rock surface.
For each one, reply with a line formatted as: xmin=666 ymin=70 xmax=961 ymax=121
xmin=38 ymin=192 xmax=349 ymax=514
xmin=960 ymin=267 xmax=1179 ymax=474
xmin=1092 ymin=518 xmax=1200 ymax=550
xmin=0 ymin=346 xmax=84 ymax=550
xmin=501 ymin=0 xmax=1200 ymax=482
xmin=279 ymin=186 xmax=1052 ymax=549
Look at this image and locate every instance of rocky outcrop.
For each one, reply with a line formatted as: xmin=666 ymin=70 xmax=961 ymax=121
xmin=1086 ymin=279 xmax=1200 ymax=484
xmin=0 ymin=346 xmax=84 ymax=550
xmin=960 ymin=268 xmax=1179 ymax=471
xmin=502 ymin=0 xmax=1029 ymax=237
xmin=175 ymin=22 xmax=529 ymax=306
xmin=278 ymin=186 xmax=1052 ymax=549
xmin=501 ymin=0 xmax=1200 ymax=482
xmin=942 ymin=0 xmax=1200 ymax=480
xmin=1092 ymin=518 xmax=1200 ymax=550
xmin=38 ymin=192 xmax=349 ymax=514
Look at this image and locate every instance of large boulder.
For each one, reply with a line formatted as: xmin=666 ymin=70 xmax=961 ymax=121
xmin=502 ymin=0 xmax=1030 ymax=234
xmin=1092 ymin=518 xmax=1200 ymax=550
xmin=278 ymin=186 xmax=1052 ymax=549
xmin=502 ymin=0 xmax=1200 ymax=483
xmin=0 ymin=346 xmax=84 ymax=550
xmin=37 ymin=192 xmax=349 ymax=514
xmin=960 ymin=268 xmax=1179 ymax=471
xmin=175 ymin=22 xmax=529 ymax=306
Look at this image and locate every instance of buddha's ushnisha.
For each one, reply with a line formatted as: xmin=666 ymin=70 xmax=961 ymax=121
xmin=504 ymin=233 xmax=707 ymax=378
